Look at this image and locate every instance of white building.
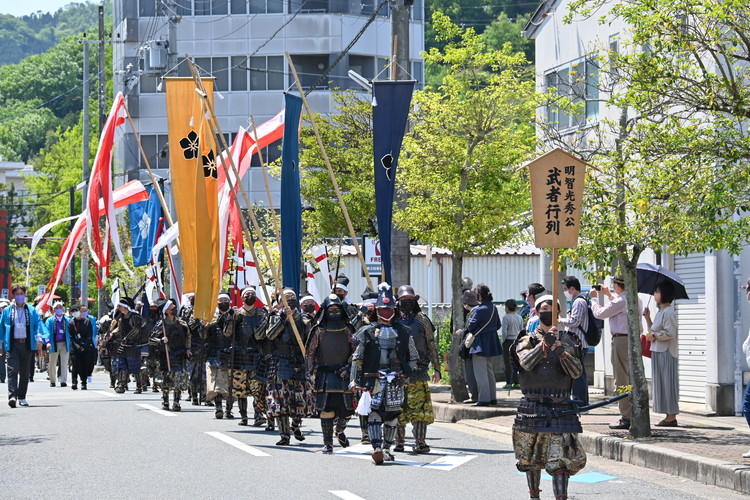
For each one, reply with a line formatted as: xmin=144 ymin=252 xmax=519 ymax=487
xmin=524 ymin=0 xmax=749 ymax=415
xmin=111 ymin=0 xmax=425 ymax=206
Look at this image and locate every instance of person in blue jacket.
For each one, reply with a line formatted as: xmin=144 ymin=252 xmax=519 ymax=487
xmin=466 ymin=284 xmax=502 ymax=407
xmin=43 ymin=301 xmax=71 ymax=387
xmin=1 ymin=285 xmax=44 ymax=407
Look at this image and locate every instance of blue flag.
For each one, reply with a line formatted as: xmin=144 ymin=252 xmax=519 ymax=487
xmin=129 ymin=185 xmax=163 ymax=267
xmin=372 ymin=80 xmax=415 ymax=283
xmin=280 ymin=93 xmax=304 ymax=296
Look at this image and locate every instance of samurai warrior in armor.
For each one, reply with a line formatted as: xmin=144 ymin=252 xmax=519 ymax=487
xmin=350 ymin=283 xmax=418 ymax=465
xmin=265 ymin=289 xmax=314 ymax=446
xmin=513 ymin=295 xmax=587 ymax=500
xmin=140 ymin=301 xmax=161 ymax=394
xmin=204 ymin=292 xmax=236 ymax=419
xmin=395 ymin=285 xmax=441 ymax=454
xmin=96 ymin=304 xmax=116 ymax=389
xmin=111 ymin=297 xmax=146 ymax=394
xmin=333 ymin=274 xmax=366 ymax=331
xmin=181 ymin=293 xmax=207 ymax=406
xmin=305 ymin=295 xmax=356 ymax=454
xmin=233 ymin=286 xmax=270 ymax=427
xmin=150 ymin=299 xmax=190 ymax=412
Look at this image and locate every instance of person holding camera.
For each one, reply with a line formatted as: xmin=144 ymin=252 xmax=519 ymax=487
xmin=589 ymin=277 xmax=641 ymax=430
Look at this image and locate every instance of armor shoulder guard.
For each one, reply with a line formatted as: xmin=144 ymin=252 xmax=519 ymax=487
xmin=415 ymin=312 xmax=435 ymax=335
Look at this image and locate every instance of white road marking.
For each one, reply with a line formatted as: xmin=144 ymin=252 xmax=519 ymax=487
xmin=136 ymin=403 xmax=177 ymax=417
xmin=333 ymin=443 xmax=477 ymax=471
xmin=94 ymin=390 xmax=121 ymax=398
xmin=329 ymin=491 xmax=367 ymax=500
xmin=205 ymin=431 xmax=270 ymax=457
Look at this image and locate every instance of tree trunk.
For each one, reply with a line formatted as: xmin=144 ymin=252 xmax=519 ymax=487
xmin=621 ymin=258 xmax=651 ymax=438
xmin=448 ymin=252 xmax=469 ymax=403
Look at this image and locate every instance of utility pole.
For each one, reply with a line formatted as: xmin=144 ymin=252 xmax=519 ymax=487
xmin=69 ymin=187 xmax=79 ymax=304
xmin=81 ymin=40 xmax=90 ymax=307
xmin=165 ymin=0 xmax=179 ymax=70
xmin=97 ymin=3 xmax=107 ymax=316
xmin=390 ymin=0 xmax=412 ymax=287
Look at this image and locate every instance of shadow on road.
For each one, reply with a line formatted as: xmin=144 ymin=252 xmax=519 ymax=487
xmin=0 ymin=434 xmax=47 ymax=446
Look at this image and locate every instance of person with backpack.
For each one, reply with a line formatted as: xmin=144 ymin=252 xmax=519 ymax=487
xmin=558 ymin=276 xmax=591 ymax=406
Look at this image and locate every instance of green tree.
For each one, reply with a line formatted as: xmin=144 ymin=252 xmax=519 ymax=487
xmin=297 ymin=90 xmax=378 ymax=247
xmin=0 ymin=101 xmax=59 ymax=162
xmin=537 ymin=0 xmax=750 ymax=437
xmin=396 ymin=13 xmax=537 ymax=402
xmin=482 ymin=12 xmax=534 ymax=62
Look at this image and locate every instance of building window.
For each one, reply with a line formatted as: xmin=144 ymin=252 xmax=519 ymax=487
xmin=249 ymin=56 xmax=284 ymax=91
xmin=140 ymin=134 xmax=170 ymax=169
xmin=139 ymin=0 xmax=157 ymax=17
xmin=252 ymin=0 xmax=283 ymax=13
xmin=231 ymin=56 xmax=248 ymax=91
xmin=249 ymin=141 xmax=282 ymax=167
xmin=544 ymin=56 xmax=599 ymax=131
xmin=412 ymin=60 xmax=423 ymax=86
xmin=211 ymin=0 xmax=228 ymax=15
xmin=231 ymin=0 xmax=247 ymax=14
xmin=175 ymin=0 xmax=192 ymax=15
xmin=348 ymin=55 xmax=374 ymax=89
xmin=194 ymin=56 xmax=229 ymax=92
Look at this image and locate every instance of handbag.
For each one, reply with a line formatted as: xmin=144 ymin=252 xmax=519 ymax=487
xmin=463 ymin=306 xmax=498 ymax=349
xmin=640 ymin=334 xmax=652 ymax=358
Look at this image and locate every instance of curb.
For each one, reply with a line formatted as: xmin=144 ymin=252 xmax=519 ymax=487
xmin=458 ymin=419 xmax=750 ymax=495
xmin=432 ymin=401 xmax=516 ymax=423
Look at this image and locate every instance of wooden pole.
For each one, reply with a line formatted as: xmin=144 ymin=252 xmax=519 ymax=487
xmin=186 ymin=58 xmax=305 ymax=356
xmin=285 ymin=51 xmax=374 ymax=291
xmin=552 ymin=248 xmax=559 ymax=327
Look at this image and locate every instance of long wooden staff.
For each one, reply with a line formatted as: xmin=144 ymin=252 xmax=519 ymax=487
xmin=285 ymin=52 xmax=374 ymax=291
xmin=186 ymin=58 xmax=305 ymax=357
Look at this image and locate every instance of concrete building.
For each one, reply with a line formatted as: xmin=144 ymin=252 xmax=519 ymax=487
xmin=524 ymin=0 xmax=749 ymax=415
xmin=111 ymin=0 xmax=425 ymax=206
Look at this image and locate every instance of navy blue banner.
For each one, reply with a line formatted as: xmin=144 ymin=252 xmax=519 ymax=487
xmin=129 ymin=185 xmax=163 ymax=267
xmin=280 ymin=93 xmax=304 ymax=296
xmin=372 ymin=80 xmax=415 ymax=283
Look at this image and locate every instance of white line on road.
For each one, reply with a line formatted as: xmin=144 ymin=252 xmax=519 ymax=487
xmin=329 ymin=491 xmax=367 ymax=500
xmin=205 ymin=431 xmax=270 ymax=457
xmin=422 ymin=451 xmax=477 ymax=471
xmin=136 ymin=403 xmax=177 ymax=417
xmin=94 ymin=390 xmax=121 ymax=398
xmin=333 ymin=443 xmax=477 ymax=471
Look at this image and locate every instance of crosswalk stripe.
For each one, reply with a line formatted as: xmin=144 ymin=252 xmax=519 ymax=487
xmin=329 ymin=491 xmax=367 ymax=500
xmin=205 ymin=431 xmax=271 ymax=457
xmin=94 ymin=390 xmax=121 ymax=398
xmin=136 ymin=403 xmax=177 ymax=417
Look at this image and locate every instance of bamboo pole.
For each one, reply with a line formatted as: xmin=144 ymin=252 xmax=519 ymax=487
xmin=186 ymin=58 xmax=305 ymax=356
xmin=285 ymin=51 xmax=375 ymax=291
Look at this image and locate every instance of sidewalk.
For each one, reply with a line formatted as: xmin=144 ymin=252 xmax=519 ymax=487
xmin=431 ymin=383 xmax=750 ymax=495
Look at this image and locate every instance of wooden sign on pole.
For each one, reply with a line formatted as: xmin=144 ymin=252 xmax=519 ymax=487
xmin=526 ymin=148 xmax=590 ymax=325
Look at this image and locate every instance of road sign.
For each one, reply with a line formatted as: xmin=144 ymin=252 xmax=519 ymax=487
xmin=38 ymin=285 xmax=46 ymax=297
xmin=1 ymin=288 xmax=7 ymax=299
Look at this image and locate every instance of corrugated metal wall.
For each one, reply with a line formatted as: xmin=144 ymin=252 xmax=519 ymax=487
xmin=309 ymin=253 xmax=539 ymax=312
xmin=674 ymin=254 xmax=707 ymax=404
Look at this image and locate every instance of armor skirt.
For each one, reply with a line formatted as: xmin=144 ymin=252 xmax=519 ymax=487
xmin=265 ymin=379 xmax=315 ymax=419
xmin=232 ymin=369 xmax=266 ymax=398
xmin=206 ymin=365 xmax=230 ymax=399
xmin=398 ymin=380 xmax=435 ymax=425
xmin=161 ymin=369 xmax=189 ymax=391
xmin=512 ymin=429 xmax=586 ymax=475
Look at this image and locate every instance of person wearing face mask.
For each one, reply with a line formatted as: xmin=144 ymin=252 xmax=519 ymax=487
xmin=394 ymin=285 xmax=441 ymax=454
xmin=110 ymin=296 xmax=146 ymax=394
xmin=1 ymin=285 xmax=44 ymax=407
xmin=349 ymin=283 xmax=419 ymax=465
xmin=334 ymin=274 xmax=365 ymax=331
xmin=305 ymin=295 xmax=356 ymax=453
xmin=79 ymin=305 xmax=98 ymax=382
xmin=96 ymin=303 xmax=117 ymax=389
xmin=513 ymin=295 xmax=586 ymax=500
xmin=299 ymin=295 xmax=317 ymax=325
xmin=204 ymin=292 xmax=237 ymax=419
xmin=265 ymin=288 xmax=314 ymax=445
xmin=43 ymin=301 xmax=71 ymax=388
xmin=180 ymin=293 xmax=208 ymax=406
xmin=150 ymin=299 xmax=190 ymax=411
xmin=466 ymin=284 xmax=502 ymax=407
xmin=68 ymin=304 xmax=95 ymax=390
xmin=558 ymin=276 xmax=590 ymax=407
xmin=233 ymin=286 xmax=270 ymax=427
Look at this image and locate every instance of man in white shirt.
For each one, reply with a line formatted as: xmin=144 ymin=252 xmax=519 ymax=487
xmin=590 ymin=277 xmax=641 ymax=429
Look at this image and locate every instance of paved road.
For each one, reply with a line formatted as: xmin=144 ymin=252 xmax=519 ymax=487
xmin=0 ymin=374 xmax=742 ymax=499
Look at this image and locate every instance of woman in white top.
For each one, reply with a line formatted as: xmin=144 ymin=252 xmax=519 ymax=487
xmin=643 ymin=281 xmax=679 ymax=427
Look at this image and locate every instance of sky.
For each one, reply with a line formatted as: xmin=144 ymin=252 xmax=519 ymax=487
xmin=0 ymin=1 xmax=81 ymax=18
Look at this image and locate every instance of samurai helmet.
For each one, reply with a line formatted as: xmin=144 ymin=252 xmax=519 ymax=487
xmin=375 ymin=282 xmax=395 ymax=309
xmin=396 ymin=285 xmax=418 ymax=301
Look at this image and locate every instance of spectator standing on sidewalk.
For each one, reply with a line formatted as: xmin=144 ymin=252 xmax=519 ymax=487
xmin=0 ymin=285 xmax=44 ymax=407
xmin=501 ymin=299 xmax=523 ymax=389
xmin=467 ymin=284 xmax=502 ymax=407
xmin=458 ymin=289 xmax=479 ymax=403
xmin=43 ymin=302 xmax=71 ymax=388
xmin=742 ymin=277 xmax=750 ymax=458
xmin=525 ymin=283 xmax=546 ymax=335
xmin=643 ymin=281 xmax=680 ymax=427
xmin=590 ymin=278 xmax=641 ymax=430
xmin=558 ymin=276 xmax=590 ymax=406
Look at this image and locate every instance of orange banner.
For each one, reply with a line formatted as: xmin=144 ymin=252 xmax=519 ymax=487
xmin=165 ymin=77 xmax=220 ymax=321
